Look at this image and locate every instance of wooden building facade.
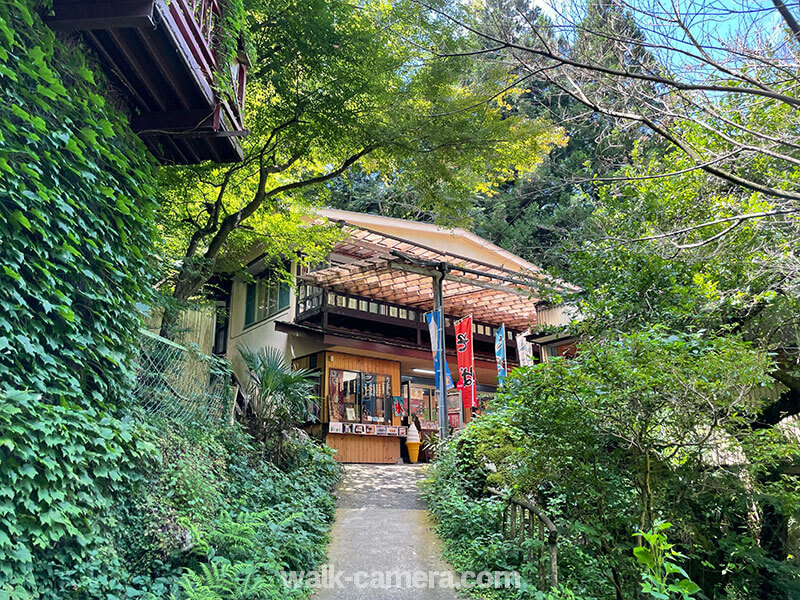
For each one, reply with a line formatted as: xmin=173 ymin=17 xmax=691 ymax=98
xmin=217 ymin=209 xmax=577 ymax=463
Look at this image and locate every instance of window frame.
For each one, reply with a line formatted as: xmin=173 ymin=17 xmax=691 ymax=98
xmin=243 ymin=270 xmax=291 ymax=328
xmin=328 ymin=368 xmax=392 ymax=424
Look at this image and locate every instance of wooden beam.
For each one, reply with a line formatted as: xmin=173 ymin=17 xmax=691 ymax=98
xmin=49 ymin=1 xmax=156 ymax=30
xmin=388 ymin=262 xmax=537 ymax=299
xmin=131 ymin=109 xmax=217 ymax=133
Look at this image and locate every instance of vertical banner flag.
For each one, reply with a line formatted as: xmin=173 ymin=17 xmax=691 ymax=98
xmin=454 ymin=315 xmax=477 ymax=409
xmin=516 ymin=332 xmax=535 ymax=367
xmin=494 ymin=323 xmax=507 ymax=383
xmin=424 ymin=311 xmax=454 ymax=389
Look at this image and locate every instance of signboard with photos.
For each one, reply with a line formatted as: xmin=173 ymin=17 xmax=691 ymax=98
xmin=328 ymin=422 xmax=407 ymax=437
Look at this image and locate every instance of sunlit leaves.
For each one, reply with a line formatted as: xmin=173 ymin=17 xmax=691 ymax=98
xmin=156 ymin=0 xmax=566 ymax=297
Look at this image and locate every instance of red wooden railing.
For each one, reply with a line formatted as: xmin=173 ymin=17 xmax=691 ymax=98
xmin=166 ymin=0 xmax=245 ymax=130
xmin=187 ymin=0 xmax=220 ymax=43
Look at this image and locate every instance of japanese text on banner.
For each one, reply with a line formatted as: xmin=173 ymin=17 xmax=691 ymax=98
xmin=454 ymin=315 xmax=477 ymax=409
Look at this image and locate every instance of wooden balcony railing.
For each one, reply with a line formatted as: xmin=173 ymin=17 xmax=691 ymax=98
xmin=49 ymin=0 xmax=249 ymax=164
xmin=187 ymin=0 xmax=219 ymax=42
xmin=296 ymin=286 xmax=520 ymax=363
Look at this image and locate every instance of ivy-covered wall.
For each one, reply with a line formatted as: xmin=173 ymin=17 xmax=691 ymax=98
xmin=0 ymin=1 xmax=159 ymax=596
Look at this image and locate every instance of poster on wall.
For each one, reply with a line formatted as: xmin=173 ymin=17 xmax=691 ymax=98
xmin=409 ymin=387 xmax=425 ymax=417
xmin=328 ymin=422 xmax=343 ymax=434
xmin=376 ymin=425 xmax=387 ymax=435
xmin=448 ymin=411 xmax=461 ymax=429
xmin=329 ymin=369 xmax=343 ymax=421
xmin=393 ymin=396 xmax=404 ymax=417
xmin=361 ymin=373 xmax=376 ymax=420
xmin=365 ymin=424 xmax=376 ymax=435
xmin=454 ymin=315 xmax=477 ymax=409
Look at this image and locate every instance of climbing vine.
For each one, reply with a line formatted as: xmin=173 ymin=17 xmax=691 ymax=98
xmin=0 ymin=0 xmax=159 ymax=596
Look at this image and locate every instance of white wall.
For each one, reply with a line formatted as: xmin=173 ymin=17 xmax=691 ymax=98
xmin=536 ymin=304 xmax=581 ymax=328
xmin=224 ymin=265 xmax=322 ymax=385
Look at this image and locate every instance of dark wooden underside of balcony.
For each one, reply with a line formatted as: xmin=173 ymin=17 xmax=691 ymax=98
xmin=49 ymin=0 xmax=246 ymax=164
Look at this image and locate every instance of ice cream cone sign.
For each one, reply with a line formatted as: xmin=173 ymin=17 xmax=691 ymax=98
xmin=406 ymin=423 xmax=421 ymax=463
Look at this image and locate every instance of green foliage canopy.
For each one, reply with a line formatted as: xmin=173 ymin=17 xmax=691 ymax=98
xmin=425 ymin=330 xmax=800 ymax=599
xmin=157 ymin=0 xmax=565 ymax=307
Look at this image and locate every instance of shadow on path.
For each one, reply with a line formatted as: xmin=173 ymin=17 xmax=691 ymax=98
xmin=311 ymin=463 xmax=465 ymax=600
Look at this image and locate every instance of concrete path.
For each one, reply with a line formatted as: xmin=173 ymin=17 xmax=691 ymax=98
xmin=312 ymin=464 xmax=463 ymax=600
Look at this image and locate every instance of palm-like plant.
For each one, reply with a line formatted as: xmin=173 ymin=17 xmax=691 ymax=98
xmin=238 ymin=345 xmax=317 ymax=461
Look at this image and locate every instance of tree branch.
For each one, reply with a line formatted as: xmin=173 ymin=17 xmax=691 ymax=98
xmin=609 ymin=208 xmax=800 ymax=246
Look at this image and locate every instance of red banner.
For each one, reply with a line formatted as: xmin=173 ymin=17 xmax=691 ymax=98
xmin=454 ymin=315 xmax=477 ymax=409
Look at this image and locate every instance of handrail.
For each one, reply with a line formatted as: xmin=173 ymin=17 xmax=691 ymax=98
xmin=490 ymin=488 xmax=559 ymax=590
xmin=187 ymin=0 xmax=220 ymax=42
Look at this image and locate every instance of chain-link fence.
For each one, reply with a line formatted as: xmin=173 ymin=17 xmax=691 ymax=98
xmin=132 ymin=330 xmax=232 ymax=424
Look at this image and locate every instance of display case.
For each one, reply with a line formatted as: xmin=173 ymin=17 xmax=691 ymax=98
xmin=303 ymin=351 xmax=403 ymax=464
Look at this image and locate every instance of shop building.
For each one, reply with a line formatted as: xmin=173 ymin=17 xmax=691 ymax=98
xmin=215 ymin=209 xmax=575 ymax=463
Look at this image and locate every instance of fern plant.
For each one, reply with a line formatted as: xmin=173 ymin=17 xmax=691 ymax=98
xmin=172 ymin=560 xmax=272 ymax=600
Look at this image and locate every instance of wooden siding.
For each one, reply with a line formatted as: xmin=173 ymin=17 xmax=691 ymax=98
xmin=326 ymin=433 xmax=400 ymax=464
xmin=294 ymin=350 xmax=407 ymax=462
xmin=146 ymin=306 xmax=214 ymax=355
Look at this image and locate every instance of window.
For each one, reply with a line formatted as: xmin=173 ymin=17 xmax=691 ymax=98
xmin=408 ymin=384 xmax=440 ymax=426
xmin=244 ymin=272 xmax=290 ymax=327
xmin=212 ymin=300 xmax=229 ymax=355
xmin=328 ymin=369 xmax=391 ymax=423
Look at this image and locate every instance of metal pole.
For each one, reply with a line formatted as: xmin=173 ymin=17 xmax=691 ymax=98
xmin=433 ymin=267 xmax=449 ymax=440
xmin=503 ymin=323 xmax=508 ymax=378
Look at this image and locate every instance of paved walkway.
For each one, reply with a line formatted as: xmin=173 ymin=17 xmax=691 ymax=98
xmin=312 ymin=464 xmax=463 ymax=600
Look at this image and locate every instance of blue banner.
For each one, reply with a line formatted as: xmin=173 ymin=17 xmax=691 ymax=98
xmin=495 ymin=323 xmax=507 ymax=383
xmin=425 ymin=310 xmax=455 ymax=389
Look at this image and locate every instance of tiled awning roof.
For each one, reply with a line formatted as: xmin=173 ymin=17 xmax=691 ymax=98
xmin=299 ymin=222 xmax=575 ymax=330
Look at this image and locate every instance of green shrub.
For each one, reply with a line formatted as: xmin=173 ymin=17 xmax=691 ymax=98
xmin=115 ymin=418 xmax=340 ymax=600
xmin=425 ymin=330 xmax=800 ymax=599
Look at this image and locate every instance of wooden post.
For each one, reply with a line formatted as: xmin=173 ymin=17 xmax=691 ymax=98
xmin=538 ymin=519 xmax=546 ymax=590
